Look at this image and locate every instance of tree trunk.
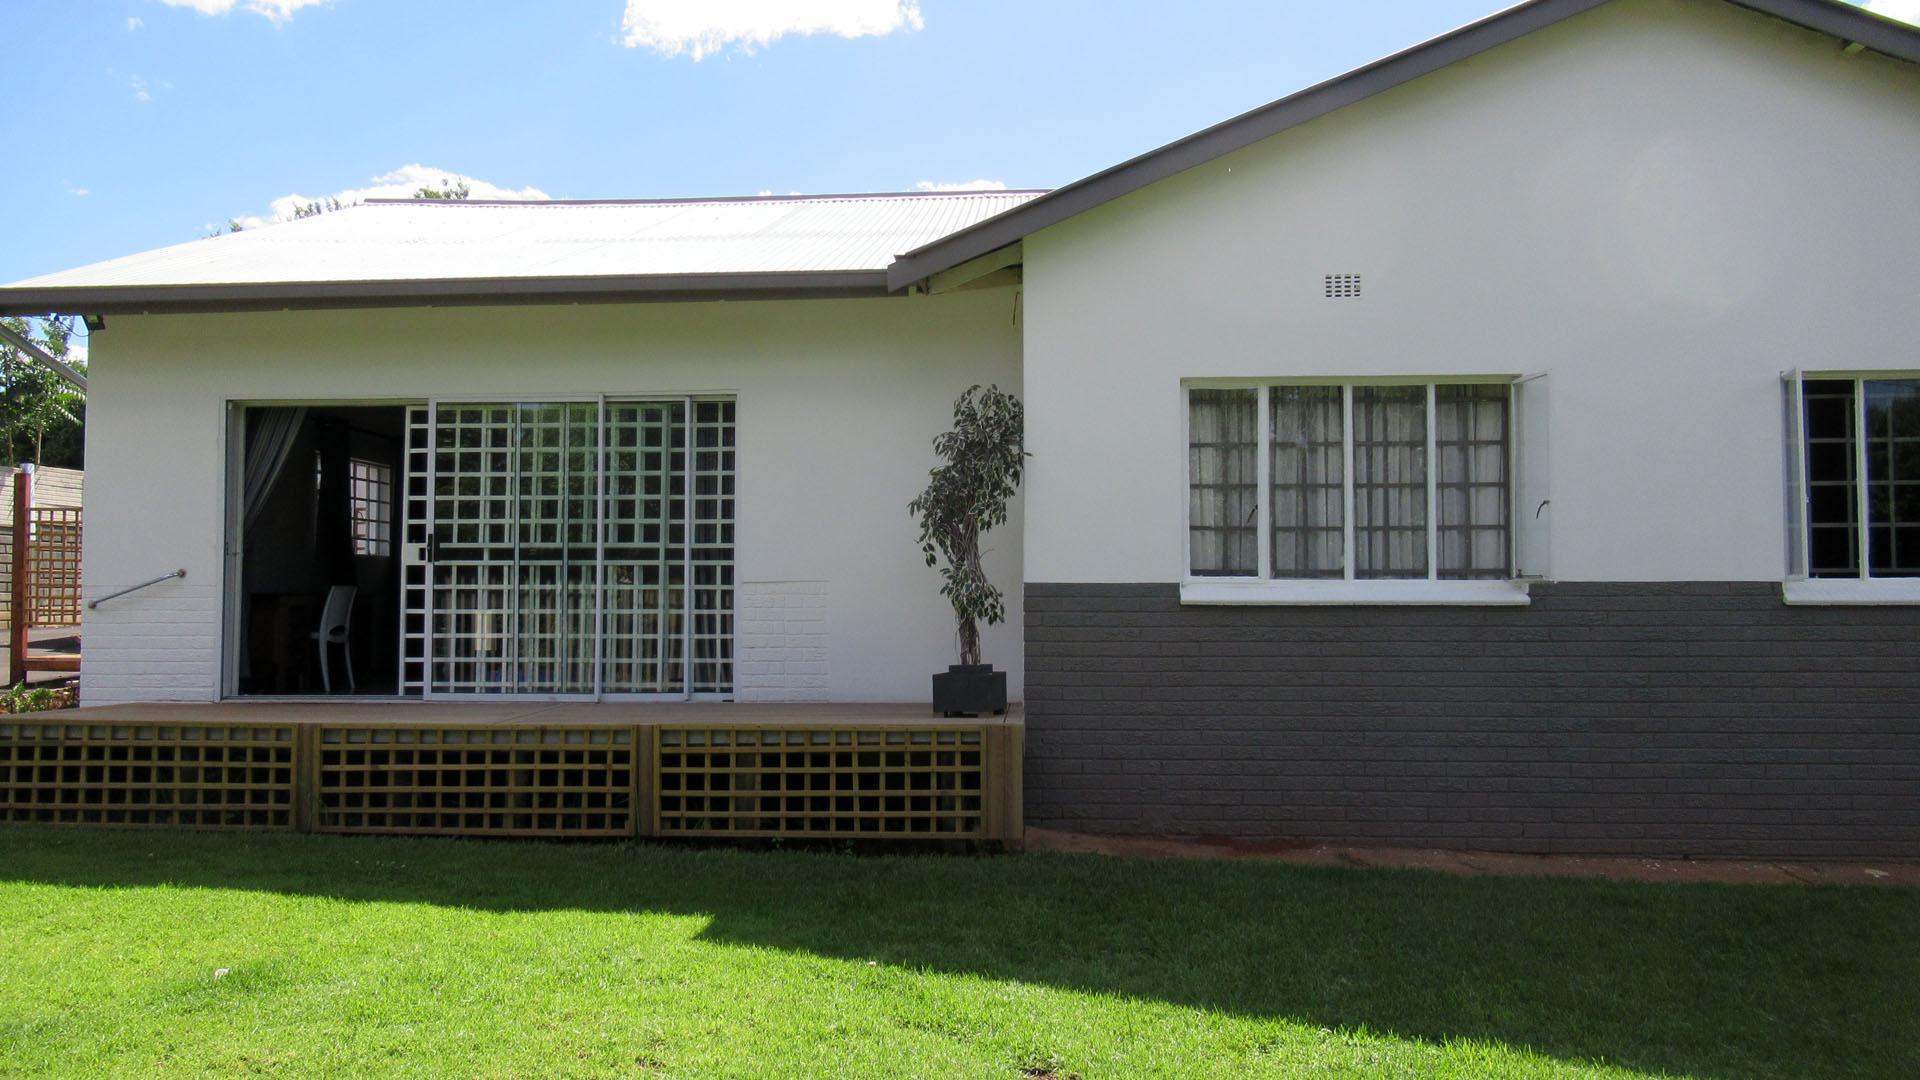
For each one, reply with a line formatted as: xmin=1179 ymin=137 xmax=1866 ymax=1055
xmin=956 ymin=615 xmax=981 ymax=668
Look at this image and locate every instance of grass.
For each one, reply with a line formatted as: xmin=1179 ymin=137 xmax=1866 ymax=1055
xmin=0 ymin=828 xmax=1913 ymax=1079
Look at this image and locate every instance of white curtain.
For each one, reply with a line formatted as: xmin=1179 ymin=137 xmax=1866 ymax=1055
xmin=1271 ymin=386 xmax=1345 ymax=577
xmin=1188 ymin=389 xmax=1257 ymax=576
xmin=1435 ymin=384 xmax=1510 ymax=578
xmin=242 ymin=406 xmax=307 ymax=529
xmin=1353 ymin=386 xmax=1427 ymax=578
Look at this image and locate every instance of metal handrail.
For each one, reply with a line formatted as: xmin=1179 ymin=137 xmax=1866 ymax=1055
xmin=88 ymin=569 xmax=186 ymax=609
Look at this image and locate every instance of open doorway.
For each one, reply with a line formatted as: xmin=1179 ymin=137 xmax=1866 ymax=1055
xmin=234 ymin=404 xmax=407 ymax=696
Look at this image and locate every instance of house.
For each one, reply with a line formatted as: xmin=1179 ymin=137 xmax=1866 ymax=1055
xmin=0 ymin=0 xmax=1916 ymax=856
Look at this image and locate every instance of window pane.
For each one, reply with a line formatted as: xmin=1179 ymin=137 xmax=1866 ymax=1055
xmin=1188 ymin=388 xmax=1257 ymax=576
xmin=1803 ymin=379 xmax=1858 ymax=578
xmin=1270 ymin=386 xmax=1344 ymax=578
xmin=1435 ymin=384 xmax=1510 ymax=579
xmin=1865 ymin=380 xmax=1920 ymax=577
xmin=1353 ymin=386 xmax=1427 ymax=579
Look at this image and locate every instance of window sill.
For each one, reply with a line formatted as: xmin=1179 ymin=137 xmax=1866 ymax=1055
xmin=1781 ymin=578 xmax=1920 ymax=605
xmin=1179 ymin=579 xmax=1532 ymax=607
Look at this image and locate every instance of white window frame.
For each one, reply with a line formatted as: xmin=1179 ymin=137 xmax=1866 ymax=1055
xmin=1782 ymin=370 xmax=1920 ymax=605
xmin=346 ymin=457 xmax=393 ymax=557
xmin=1181 ymin=376 xmax=1530 ymax=606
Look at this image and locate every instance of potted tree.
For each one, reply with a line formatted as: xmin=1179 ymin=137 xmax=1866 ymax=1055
xmin=909 ymin=385 xmax=1026 ymax=716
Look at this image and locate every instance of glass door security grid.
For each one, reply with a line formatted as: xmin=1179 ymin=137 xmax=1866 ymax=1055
xmin=400 ymin=397 xmax=735 ymax=700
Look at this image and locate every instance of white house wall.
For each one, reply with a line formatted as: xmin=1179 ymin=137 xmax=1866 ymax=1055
xmin=1020 ymin=0 xmax=1920 ymax=584
xmin=80 ymin=290 xmax=1024 ymax=705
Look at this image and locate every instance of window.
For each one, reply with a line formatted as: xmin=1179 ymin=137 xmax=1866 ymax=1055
xmin=346 ymin=459 xmax=392 ymax=556
xmin=1188 ymin=380 xmax=1521 ymax=599
xmin=1797 ymin=377 xmax=1920 ymax=581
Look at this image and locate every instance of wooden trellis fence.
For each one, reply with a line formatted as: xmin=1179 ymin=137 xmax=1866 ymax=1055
xmin=6 ymin=467 xmax=83 ymax=684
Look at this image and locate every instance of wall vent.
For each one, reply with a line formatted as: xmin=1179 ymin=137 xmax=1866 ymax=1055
xmin=1324 ymin=274 xmax=1362 ymax=299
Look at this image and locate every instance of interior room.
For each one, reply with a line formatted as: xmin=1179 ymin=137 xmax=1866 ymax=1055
xmin=236 ymin=404 xmax=407 ymax=696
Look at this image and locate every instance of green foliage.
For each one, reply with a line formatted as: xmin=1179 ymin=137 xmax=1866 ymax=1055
xmin=908 ymin=385 xmax=1025 ymax=666
xmin=289 ymin=197 xmax=346 ymax=220
xmin=412 ymin=179 xmax=471 ymax=200
xmin=0 ymin=316 xmax=86 ymax=467
xmin=0 ymin=683 xmax=70 ymax=713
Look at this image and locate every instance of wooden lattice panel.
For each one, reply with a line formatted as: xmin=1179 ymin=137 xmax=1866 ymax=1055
xmin=316 ymin=726 xmax=635 ymax=837
xmin=0 ymin=722 xmax=294 ymax=828
xmin=27 ymin=508 xmax=82 ymax=628
xmin=656 ymin=727 xmax=986 ymax=838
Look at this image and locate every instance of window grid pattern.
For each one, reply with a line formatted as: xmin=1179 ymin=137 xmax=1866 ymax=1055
xmin=1353 ymin=386 xmax=1429 ymax=579
xmin=348 ymin=459 xmax=392 ymax=556
xmin=1189 ymin=381 xmax=1513 ymax=582
xmin=402 ymin=399 xmax=735 ymax=698
xmin=657 ymin=727 xmax=984 ymax=837
xmin=0 ymin=723 xmax=294 ymax=829
xmin=1435 ymin=384 xmax=1512 ymax=579
xmin=1865 ymin=381 xmax=1920 ymax=578
xmin=689 ymin=401 xmax=737 ymax=694
xmin=1188 ymin=388 xmax=1258 ymax=576
xmin=401 ymin=407 xmax=432 ymax=693
xmin=1270 ymin=386 xmax=1345 ymax=578
xmin=1803 ymin=380 xmax=1860 ymax=578
xmin=317 ymin=726 xmax=633 ymax=837
xmin=602 ymin=401 xmax=687 ymax=694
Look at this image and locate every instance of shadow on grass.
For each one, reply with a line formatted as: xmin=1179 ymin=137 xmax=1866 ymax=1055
xmin=2 ymin=826 xmax=1915 ymax=1080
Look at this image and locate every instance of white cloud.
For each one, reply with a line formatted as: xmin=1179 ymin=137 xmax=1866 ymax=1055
xmin=915 ymin=179 xmax=1008 ymax=192
xmin=231 ymin=165 xmax=551 ymax=229
xmin=126 ymin=16 xmax=144 ymax=31
xmin=1863 ymin=0 xmax=1920 ymax=24
xmin=65 ymin=183 xmax=89 ymax=197
xmin=622 ymin=0 xmax=923 ymax=59
xmin=159 ymin=0 xmax=329 ymax=23
xmin=129 ymin=75 xmax=151 ymax=102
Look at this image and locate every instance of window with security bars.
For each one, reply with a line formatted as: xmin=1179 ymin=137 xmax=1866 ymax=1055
xmin=1188 ymin=381 xmax=1513 ymax=580
xmin=400 ymin=397 xmax=734 ymax=698
xmin=315 ymin=456 xmax=394 ymax=556
xmin=1798 ymin=377 xmax=1920 ymax=579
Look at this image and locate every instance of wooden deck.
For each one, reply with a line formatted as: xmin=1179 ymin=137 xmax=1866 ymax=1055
xmin=0 ymin=702 xmax=1023 ymax=846
xmin=77 ymin=700 xmax=1023 ymax=728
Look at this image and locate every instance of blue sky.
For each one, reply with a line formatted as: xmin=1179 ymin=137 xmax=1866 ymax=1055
xmin=2 ymin=0 xmax=1913 ymax=290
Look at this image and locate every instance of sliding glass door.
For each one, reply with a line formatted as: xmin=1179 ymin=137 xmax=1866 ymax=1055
xmin=399 ymin=398 xmax=734 ymax=699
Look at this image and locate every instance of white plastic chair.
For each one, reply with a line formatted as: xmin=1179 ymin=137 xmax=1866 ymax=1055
xmin=311 ymin=585 xmax=357 ymax=694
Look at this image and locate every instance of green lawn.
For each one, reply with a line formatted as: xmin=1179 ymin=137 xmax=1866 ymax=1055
xmin=0 ymin=828 xmax=1913 ymax=1079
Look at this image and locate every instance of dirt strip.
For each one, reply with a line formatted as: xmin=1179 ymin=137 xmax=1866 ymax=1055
xmin=1024 ymin=828 xmax=1920 ymax=887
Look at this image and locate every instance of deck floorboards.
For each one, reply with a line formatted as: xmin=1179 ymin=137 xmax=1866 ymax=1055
xmin=68 ymin=701 xmax=1023 ymax=729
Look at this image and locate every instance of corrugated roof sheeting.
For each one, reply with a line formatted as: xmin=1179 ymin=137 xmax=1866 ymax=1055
xmin=6 ymin=192 xmax=1045 ymax=290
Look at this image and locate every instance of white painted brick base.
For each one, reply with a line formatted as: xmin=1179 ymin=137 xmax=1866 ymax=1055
xmin=733 ymin=580 xmax=829 ymax=702
xmin=78 ymin=583 xmax=221 ymax=705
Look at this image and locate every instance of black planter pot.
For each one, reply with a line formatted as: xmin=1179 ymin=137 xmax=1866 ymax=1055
xmin=932 ymin=664 xmax=1008 ymax=717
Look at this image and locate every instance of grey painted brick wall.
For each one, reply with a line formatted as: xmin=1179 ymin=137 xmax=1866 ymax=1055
xmin=1024 ymin=582 xmax=1920 ymax=859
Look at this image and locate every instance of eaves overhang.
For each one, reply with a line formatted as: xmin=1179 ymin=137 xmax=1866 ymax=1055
xmin=0 ymin=269 xmax=894 ymax=317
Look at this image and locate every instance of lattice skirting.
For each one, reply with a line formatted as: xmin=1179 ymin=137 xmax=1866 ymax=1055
xmin=317 ymin=726 xmax=635 ymax=838
xmin=0 ymin=718 xmax=1021 ymax=844
xmin=0 ymin=722 xmax=295 ymax=828
xmin=657 ymin=728 xmax=987 ymax=838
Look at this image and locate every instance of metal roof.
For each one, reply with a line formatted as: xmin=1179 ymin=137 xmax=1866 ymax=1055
xmin=887 ymin=0 xmax=1920 ymax=289
xmin=0 ymin=190 xmax=1044 ymax=315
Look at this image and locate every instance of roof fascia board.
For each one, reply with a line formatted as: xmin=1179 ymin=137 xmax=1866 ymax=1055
xmin=0 ymin=270 xmax=893 ymax=317
xmin=886 ymin=0 xmax=1920 ymax=290
xmin=925 ymin=242 xmax=1023 ymax=294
